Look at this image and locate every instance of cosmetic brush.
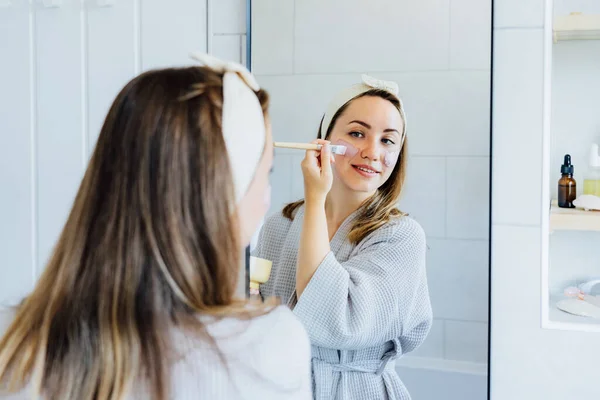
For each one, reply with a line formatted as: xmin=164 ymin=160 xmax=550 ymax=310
xmin=274 ymin=142 xmax=347 ymax=155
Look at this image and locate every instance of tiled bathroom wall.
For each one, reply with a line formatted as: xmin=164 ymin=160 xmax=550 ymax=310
xmin=0 ymin=0 xmax=248 ymax=303
xmin=210 ymin=0 xmax=248 ymax=65
xmin=252 ymin=0 xmax=492 ymax=365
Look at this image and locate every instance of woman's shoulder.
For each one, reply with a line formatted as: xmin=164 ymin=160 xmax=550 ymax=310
xmin=250 ymin=306 xmax=310 ymax=351
xmin=196 ymin=305 xmax=309 ymax=356
xmin=244 ymin=305 xmax=310 ymax=351
xmin=183 ymin=306 xmax=310 ymax=383
xmin=367 ymin=215 xmax=426 ymax=246
xmin=173 ymin=307 xmax=310 ymax=398
xmin=255 ymin=207 xmax=299 ymax=250
xmin=244 ymin=306 xmax=311 ymax=387
xmin=262 ymin=207 xmax=296 ymax=232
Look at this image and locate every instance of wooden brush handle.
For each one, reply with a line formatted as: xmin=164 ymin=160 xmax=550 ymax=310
xmin=274 ymin=142 xmax=321 ymax=151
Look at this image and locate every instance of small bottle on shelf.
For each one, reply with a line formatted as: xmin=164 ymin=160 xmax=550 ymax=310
xmin=558 ymin=154 xmax=576 ymax=208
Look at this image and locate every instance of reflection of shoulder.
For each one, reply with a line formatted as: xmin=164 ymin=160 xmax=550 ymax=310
xmin=362 ymin=215 xmax=426 ymax=249
xmin=261 ymin=209 xmax=294 ymax=238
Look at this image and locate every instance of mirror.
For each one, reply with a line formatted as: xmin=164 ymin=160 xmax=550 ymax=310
xmin=250 ymin=0 xmax=492 ymax=398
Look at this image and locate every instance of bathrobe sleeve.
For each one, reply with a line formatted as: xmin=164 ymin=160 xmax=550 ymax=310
xmin=292 ymin=218 xmax=432 ymax=352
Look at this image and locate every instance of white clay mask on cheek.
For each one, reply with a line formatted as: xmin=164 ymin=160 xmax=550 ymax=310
xmin=383 ymin=151 xmax=400 ymax=168
xmin=332 ymin=139 xmax=359 ymax=158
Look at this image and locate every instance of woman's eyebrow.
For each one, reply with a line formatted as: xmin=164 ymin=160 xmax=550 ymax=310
xmin=348 ymin=120 xmax=371 ymax=129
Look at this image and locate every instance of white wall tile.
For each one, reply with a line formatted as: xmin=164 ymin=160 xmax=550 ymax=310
xmin=492 ymin=29 xmax=544 ymax=226
xmin=294 ymin=0 xmax=450 ymax=73
xmin=491 ymin=225 xmax=544 ymax=398
xmin=251 ymin=0 xmax=294 ymax=75
xmin=450 ymin=0 xmax=492 ymax=70
xmin=410 ymin=319 xmax=445 ymax=358
xmin=212 ymin=35 xmax=242 ymax=63
xmin=399 ymin=157 xmax=446 ymax=238
xmin=36 ymin=1 xmax=86 ymax=270
xmin=87 ymin=0 xmax=136 ymax=152
xmin=427 ymin=239 xmax=489 ymax=322
xmin=378 ymin=71 xmax=491 ymax=157
xmin=445 ymin=320 xmax=488 ymax=363
xmin=257 ymin=75 xmax=358 ymax=144
xmin=446 ymin=157 xmax=490 ymax=239
xmin=494 ymin=0 xmax=544 ymax=28
xmin=397 ymin=364 xmax=487 ymax=400
xmin=213 ymin=0 xmax=246 ymax=34
xmin=0 ymin=1 xmax=34 ymax=303
xmin=141 ymin=0 xmax=207 ymax=70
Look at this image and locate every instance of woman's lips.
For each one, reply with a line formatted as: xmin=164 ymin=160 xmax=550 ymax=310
xmin=352 ymin=164 xmax=380 ymax=177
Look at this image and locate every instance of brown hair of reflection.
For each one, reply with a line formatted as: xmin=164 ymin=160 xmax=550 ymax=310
xmin=283 ymin=89 xmax=408 ymax=244
xmin=0 ymin=66 xmax=274 ymax=400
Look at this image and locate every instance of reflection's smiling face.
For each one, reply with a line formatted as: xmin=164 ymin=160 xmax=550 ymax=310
xmin=328 ymin=95 xmax=404 ymax=194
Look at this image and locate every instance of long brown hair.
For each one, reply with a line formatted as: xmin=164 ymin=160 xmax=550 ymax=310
xmin=0 ymin=66 xmax=271 ymax=399
xmin=283 ymin=89 xmax=407 ymax=244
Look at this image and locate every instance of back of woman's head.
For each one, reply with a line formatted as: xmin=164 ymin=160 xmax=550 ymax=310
xmin=0 ymin=65 xmax=270 ymax=400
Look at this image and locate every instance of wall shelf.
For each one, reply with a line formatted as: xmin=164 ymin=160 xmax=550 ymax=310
xmin=545 ymin=296 xmax=600 ymax=333
xmin=549 ymin=201 xmax=600 ymax=232
xmin=553 ymin=13 xmax=600 ymax=43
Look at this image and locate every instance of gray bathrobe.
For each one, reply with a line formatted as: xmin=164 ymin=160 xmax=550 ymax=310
xmin=253 ymin=205 xmax=432 ymax=400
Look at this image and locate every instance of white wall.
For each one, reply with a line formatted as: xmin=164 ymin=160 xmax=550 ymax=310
xmin=491 ymin=0 xmax=600 ymax=398
xmin=252 ymin=0 xmax=491 ymax=372
xmin=0 ymin=0 xmax=247 ymax=304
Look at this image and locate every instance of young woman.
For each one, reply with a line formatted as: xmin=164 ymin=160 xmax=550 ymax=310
xmin=0 ymin=54 xmax=311 ymax=400
xmin=254 ymin=75 xmax=433 ymax=400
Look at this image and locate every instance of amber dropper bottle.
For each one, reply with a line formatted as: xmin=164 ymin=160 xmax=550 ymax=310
xmin=558 ymin=154 xmax=576 ymax=208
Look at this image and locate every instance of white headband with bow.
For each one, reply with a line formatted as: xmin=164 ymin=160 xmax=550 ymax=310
xmin=320 ymin=74 xmax=407 ymax=147
xmin=190 ymin=52 xmax=266 ymax=203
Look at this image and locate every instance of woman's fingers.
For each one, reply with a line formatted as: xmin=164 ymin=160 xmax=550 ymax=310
xmin=320 ymin=143 xmax=333 ymax=178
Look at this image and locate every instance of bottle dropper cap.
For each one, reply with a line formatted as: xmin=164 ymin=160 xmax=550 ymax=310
xmin=561 ymin=154 xmax=574 ymax=175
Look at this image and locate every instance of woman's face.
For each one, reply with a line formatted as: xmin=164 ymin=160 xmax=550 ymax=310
xmin=328 ymin=96 xmax=404 ymax=194
xmin=237 ymin=117 xmax=273 ymax=247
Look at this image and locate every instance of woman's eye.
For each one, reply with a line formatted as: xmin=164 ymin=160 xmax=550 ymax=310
xmin=382 ymin=138 xmax=396 ymax=145
xmin=349 ymin=131 xmax=363 ymax=138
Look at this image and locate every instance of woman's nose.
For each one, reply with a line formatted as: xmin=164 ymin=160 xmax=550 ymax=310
xmin=360 ymin=140 xmax=383 ymax=161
